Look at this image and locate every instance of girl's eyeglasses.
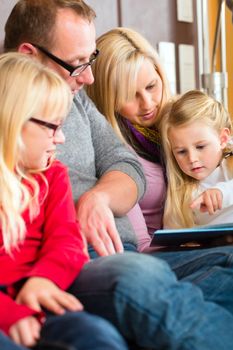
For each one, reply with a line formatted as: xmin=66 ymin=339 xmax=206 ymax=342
xmin=29 ymin=117 xmax=63 ymax=137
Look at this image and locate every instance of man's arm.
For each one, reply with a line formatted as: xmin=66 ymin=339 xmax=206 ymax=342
xmin=76 ymin=170 xmax=139 ymax=256
xmin=78 ymin=91 xmax=146 ymax=256
xmin=94 ymin=170 xmax=139 ymax=215
xmin=58 ymin=90 xmax=146 ymax=256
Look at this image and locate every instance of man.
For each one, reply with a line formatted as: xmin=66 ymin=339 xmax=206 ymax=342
xmin=3 ymin=1 xmax=233 ymax=349
xmin=4 ymin=0 xmax=145 ymax=257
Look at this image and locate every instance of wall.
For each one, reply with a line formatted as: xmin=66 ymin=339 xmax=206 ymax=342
xmin=226 ymin=7 xmax=233 ymax=116
xmin=0 ymin=0 xmax=17 ymax=51
xmin=87 ymin=0 xmax=199 ymax=93
xmin=208 ymin=0 xmax=233 ymax=116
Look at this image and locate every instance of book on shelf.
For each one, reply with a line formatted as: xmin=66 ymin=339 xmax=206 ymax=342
xmin=150 ymin=222 xmax=233 ymax=248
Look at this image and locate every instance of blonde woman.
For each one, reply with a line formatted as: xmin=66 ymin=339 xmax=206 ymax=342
xmin=0 ymin=52 xmax=128 ymax=350
xmin=85 ymin=29 xmax=233 ymax=343
xmin=160 ymin=89 xmax=233 ymax=228
xmin=86 ymin=27 xmax=171 ymax=251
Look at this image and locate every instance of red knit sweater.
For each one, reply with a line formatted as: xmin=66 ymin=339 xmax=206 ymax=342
xmin=0 ymin=160 xmax=89 ymax=334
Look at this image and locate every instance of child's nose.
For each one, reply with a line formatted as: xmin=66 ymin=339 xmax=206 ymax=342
xmin=54 ymin=129 xmax=65 ymax=144
xmin=188 ymin=150 xmax=198 ymax=163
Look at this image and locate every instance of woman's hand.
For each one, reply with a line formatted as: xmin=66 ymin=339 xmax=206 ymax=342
xmin=9 ymin=316 xmax=41 ymax=347
xmin=16 ymin=277 xmax=83 ymax=314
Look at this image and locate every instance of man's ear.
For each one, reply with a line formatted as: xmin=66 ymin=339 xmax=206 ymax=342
xmin=220 ymin=127 xmax=230 ymax=149
xmin=18 ymin=43 xmax=37 ymax=56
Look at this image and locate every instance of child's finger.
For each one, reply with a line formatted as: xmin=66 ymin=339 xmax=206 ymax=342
xmin=38 ymin=294 xmax=66 ymax=315
xmin=216 ymin=191 xmax=223 ymax=210
xmin=55 ymin=292 xmax=84 ymax=311
xmin=201 ymin=193 xmax=214 ymax=214
xmin=190 ymin=195 xmax=203 ymax=209
xmin=16 ymin=293 xmax=41 ymax=312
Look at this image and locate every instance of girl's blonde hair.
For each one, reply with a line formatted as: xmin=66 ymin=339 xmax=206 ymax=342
xmin=86 ymin=27 xmax=171 ymax=143
xmin=160 ymin=89 xmax=233 ymax=228
xmin=0 ymin=52 xmax=72 ymax=252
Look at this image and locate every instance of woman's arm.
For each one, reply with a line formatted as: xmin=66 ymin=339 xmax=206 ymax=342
xmin=127 ymin=203 xmax=152 ymax=252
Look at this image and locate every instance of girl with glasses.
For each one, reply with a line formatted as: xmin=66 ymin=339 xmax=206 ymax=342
xmin=0 ymin=52 xmax=127 ymax=350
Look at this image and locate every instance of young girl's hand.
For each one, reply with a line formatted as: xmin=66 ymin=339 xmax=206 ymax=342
xmin=190 ymin=188 xmax=223 ymax=215
xmin=16 ymin=277 xmax=83 ymax=315
xmin=9 ymin=316 xmax=41 ymax=347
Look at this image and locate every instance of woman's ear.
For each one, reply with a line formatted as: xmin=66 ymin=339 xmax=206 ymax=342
xmin=220 ymin=128 xmax=230 ymax=149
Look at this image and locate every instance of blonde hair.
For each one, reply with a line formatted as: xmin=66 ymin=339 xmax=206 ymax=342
xmin=160 ymin=89 xmax=233 ymax=228
xmin=86 ymin=27 xmax=171 ymax=143
xmin=0 ymin=52 xmax=72 ymax=252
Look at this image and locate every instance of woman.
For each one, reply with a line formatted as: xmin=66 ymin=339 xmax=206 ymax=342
xmin=86 ymin=31 xmax=233 ymax=333
xmin=86 ymin=27 xmax=171 ymax=251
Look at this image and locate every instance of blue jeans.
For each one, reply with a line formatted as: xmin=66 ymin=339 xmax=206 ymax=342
xmin=0 ymin=312 xmax=128 ymax=350
xmin=0 ymin=332 xmax=27 ymax=350
xmin=154 ymin=245 xmax=233 ymax=315
xmin=88 ymin=242 xmax=137 ymax=259
xmin=69 ymin=252 xmax=233 ymax=350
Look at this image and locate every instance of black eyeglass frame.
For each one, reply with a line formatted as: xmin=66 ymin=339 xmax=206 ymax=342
xmin=33 ymin=44 xmax=99 ymax=77
xmin=29 ymin=117 xmax=62 ymax=137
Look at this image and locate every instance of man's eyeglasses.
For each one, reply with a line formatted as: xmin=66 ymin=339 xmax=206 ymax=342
xmin=33 ymin=44 xmax=99 ymax=77
xmin=29 ymin=117 xmax=63 ymax=137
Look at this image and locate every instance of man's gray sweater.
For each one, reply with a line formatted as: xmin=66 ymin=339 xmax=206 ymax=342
xmin=57 ymin=90 xmax=146 ymax=246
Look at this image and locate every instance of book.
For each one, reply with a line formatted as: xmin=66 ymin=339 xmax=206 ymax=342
xmin=150 ymin=222 xmax=233 ymax=248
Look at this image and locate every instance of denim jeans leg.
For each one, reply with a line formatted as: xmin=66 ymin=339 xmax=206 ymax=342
xmin=88 ymin=242 xmax=137 ymax=259
xmin=39 ymin=311 xmax=128 ymax=350
xmin=0 ymin=332 xmax=27 ymax=350
xmin=69 ymin=252 xmax=233 ymax=350
xmin=154 ymin=246 xmax=233 ymax=314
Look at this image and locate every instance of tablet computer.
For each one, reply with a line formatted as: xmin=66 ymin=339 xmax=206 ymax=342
xmin=150 ymin=223 xmax=233 ymax=247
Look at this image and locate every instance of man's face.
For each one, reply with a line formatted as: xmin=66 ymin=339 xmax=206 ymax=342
xmin=40 ymin=8 xmax=96 ymax=94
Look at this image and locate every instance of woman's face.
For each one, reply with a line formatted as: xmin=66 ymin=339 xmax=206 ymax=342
xmin=21 ymin=113 xmax=65 ymax=170
xmin=119 ymin=59 xmax=163 ymax=127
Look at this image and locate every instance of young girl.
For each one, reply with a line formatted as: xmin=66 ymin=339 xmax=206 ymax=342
xmin=86 ymin=27 xmax=171 ymax=252
xmin=160 ymin=89 xmax=233 ymax=228
xmin=0 ymin=52 xmax=128 ymax=350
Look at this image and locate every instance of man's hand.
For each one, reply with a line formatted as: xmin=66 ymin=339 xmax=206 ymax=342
xmin=16 ymin=277 xmax=83 ymax=315
xmin=190 ymin=188 xmax=223 ymax=215
xmin=9 ymin=316 xmax=41 ymax=347
xmin=76 ymin=190 xmax=124 ymax=256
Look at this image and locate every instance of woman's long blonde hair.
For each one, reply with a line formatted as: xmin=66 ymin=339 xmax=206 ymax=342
xmin=160 ymin=90 xmax=233 ymax=228
xmin=86 ymin=27 xmax=171 ymax=143
xmin=0 ymin=52 xmax=72 ymax=252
